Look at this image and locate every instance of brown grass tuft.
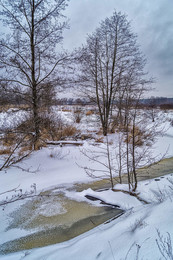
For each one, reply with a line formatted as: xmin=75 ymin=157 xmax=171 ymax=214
xmin=2 ymin=133 xmax=17 ymax=147
xmin=95 ymin=137 xmax=104 ymax=143
xmin=0 ymin=148 xmax=11 ymax=155
xmin=62 ymin=109 xmax=72 ymax=112
xmin=61 ymin=125 xmax=78 ymax=137
xmin=86 ymin=110 xmax=94 ymax=116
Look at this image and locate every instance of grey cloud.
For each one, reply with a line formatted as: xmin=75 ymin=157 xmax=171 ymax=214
xmin=63 ymin=0 xmax=173 ymax=97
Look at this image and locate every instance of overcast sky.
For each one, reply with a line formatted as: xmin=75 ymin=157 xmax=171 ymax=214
xmin=63 ymin=0 xmax=173 ymax=98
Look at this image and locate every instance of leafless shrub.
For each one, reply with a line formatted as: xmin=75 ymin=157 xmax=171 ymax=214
xmin=123 ymin=242 xmax=141 ymax=260
xmin=49 ymin=148 xmax=69 ymax=160
xmin=73 ymin=107 xmax=83 ymax=123
xmin=129 ymin=217 xmax=147 ymax=233
xmin=160 ymin=104 xmax=173 ymax=110
xmin=14 ymin=114 xmax=79 ymax=145
xmin=168 ymin=177 xmax=173 ymax=188
xmin=156 ymin=230 xmax=173 ymax=260
xmin=0 ymin=183 xmax=37 ymax=207
xmin=108 ymin=241 xmax=116 ymax=260
xmin=111 ymin=121 xmax=126 ymax=134
xmin=15 ymin=118 xmax=34 ymax=134
xmin=125 ymin=126 xmax=152 ymax=147
xmin=151 ymin=181 xmax=173 ymax=203
xmin=151 ymin=188 xmax=167 ymax=203
xmin=0 ymin=133 xmax=33 ymax=171
xmin=122 ymin=238 xmax=150 ymax=260
xmin=0 ymin=118 xmax=34 ymax=169
xmin=80 ymin=136 xmax=122 ymax=189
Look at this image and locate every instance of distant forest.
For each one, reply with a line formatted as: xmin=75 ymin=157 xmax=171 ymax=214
xmin=1 ymin=87 xmax=173 ymax=109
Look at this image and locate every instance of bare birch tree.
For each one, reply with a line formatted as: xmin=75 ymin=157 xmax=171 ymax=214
xmin=78 ymin=11 xmax=149 ymax=136
xmin=0 ymin=0 xmax=69 ymax=149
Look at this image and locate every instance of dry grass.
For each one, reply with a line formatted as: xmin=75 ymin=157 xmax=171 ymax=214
xmin=40 ymin=128 xmax=52 ymax=140
xmin=62 ymin=109 xmax=72 ymax=112
xmin=125 ymin=126 xmax=152 ymax=147
xmin=1 ymin=115 xmax=79 ymax=154
xmin=32 ymin=140 xmax=47 ymax=151
xmin=61 ymin=125 xmax=78 ymax=137
xmin=81 ymin=134 xmax=93 ymax=140
xmin=2 ymin=133 xmax=17 ymax=147
xmin=0 ymin=104 xmax=15 ymax=112
xmin=86 ymin=110 xmax=94 ymax=116
xmin=74 ymin=109 xmax=81 ymax=114
xmin=96 ymin=129 xmax=103 ymax=135
xmin=112 ymin=123 xmax=126 ymax=133
xmin=19 ymin=145 xmax=33 ymax=154
xmin=0 ymin=148 xmax=11 ymax=155
xmin=0 ymin=104 xmax=29 ymax=112
xmin=0 ymin=132 xmax=33 ymax=156
xmin=95 ymin=137 xmax=104 ymax=143
xmin=73 ymin=109 xmax=83 ymax=123
xmin=40 ymin=124 xmax=79 ymax=142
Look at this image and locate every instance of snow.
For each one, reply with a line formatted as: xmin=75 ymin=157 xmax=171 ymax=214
xmin=0 ymin=108 xmax=173 ymax=259
xmin=0 ymin=144 xmax=91 ymax=200
xmin=64 ymin=188 xmax=142 ymax=210
xmin=0 ymin=110 xmax=28 ymax=130
xmin=1 ymin=193 xmax=173 ymax=260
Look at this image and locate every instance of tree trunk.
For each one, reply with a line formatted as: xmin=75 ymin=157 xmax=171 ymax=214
xmin=132 ymin=124 xmax=138 ymax=191
xmin=31 ymin=0 xmax=40 ymax=149
xmin=126 ymin=117 xmax=131 ymax=191
xmin=32 ymin=87 xmax=40 ymax=149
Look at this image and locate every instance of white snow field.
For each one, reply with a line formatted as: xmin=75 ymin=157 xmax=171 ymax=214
xmin=0 ymin=108 xmax=173 ymax=259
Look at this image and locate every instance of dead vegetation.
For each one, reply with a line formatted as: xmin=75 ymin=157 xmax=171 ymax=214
xmin=86 ymin=110 xmax=94 ymax=116
xmin=0 ymin=113 xmax=80 ymax=161
xmin=95 ymin=137 xmax=104 ymax=143
xmin=73 ymin=108 xmax=83 ymax=123
xmin=0 ymin=148 xmax=11 ymax=155
xmin=0 ymin=104 xmax=30 ymax=113
xmin=125 ymin=126 xmax=153 ymax=147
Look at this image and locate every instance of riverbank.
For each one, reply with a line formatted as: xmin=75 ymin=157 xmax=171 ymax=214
xmin=1 ymin=171 xmax=173 ymax=259
xmin=0 ymin=193 xmax=122 ymax=254
xmin=74 ymin=156 xmax=173 ymax=191
xmin=0 ymin=114 xmax=173 ymax=259
xmin=1 ymin=156 xmax=173 ymax=256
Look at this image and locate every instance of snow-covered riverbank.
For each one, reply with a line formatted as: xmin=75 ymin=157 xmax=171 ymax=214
xmin=0 ymin=108 xmax=173 ymax=259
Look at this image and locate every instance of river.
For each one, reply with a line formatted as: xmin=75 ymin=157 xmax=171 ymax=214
xmin=1 ymin=156 xmax=173 ymax=255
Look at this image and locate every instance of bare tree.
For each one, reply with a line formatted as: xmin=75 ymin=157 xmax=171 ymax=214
xmin=146 ymin=97 xmax=158 ymax=122
xmin=80 ymin=135 xmax=127 ymax=189
xmin=77 ymin=11 xmax=150 ymax=136
xmin=0 ymin=0 xmax=69 ymax=149
xmin=122 ymin=89 xmax=164 ymax=192
xmin=0 ymin=133 xmax=32 ymax=171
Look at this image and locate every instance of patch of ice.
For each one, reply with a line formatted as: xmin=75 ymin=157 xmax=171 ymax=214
xmin=38 ymin=201 xmax=67 ymax=217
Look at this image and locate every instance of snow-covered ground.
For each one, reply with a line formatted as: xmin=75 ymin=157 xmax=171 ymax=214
xmin=1 ymin=175 xmax=173 ymax=260
xmin=0 ymin=108 xmax=173 ymax=259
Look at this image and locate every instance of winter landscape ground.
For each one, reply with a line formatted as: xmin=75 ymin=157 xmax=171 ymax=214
xmin=0 ymin=1 xmax=173 ymax=259
xmin=0 ymin=106 xmax=173 ymax=260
